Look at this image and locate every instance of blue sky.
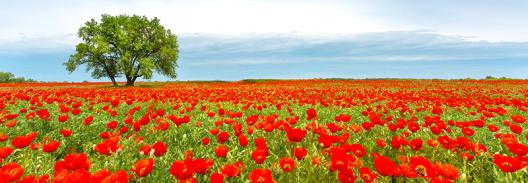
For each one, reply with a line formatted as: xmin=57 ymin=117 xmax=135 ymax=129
xmin=1 ymin=0 xmax=528 ymax=81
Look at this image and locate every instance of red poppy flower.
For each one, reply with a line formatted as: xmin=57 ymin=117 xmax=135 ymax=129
xmin=394 ymin=164 xmax=417 ymax=178
xmin=249 ymin=168 xmax=274 ymax=183
xmin=94 ymin=137 xmax=122 ymax=155
xmin=132 ymin=158 xmax=154 ymax=177
xmin=152 ymin=141 xmax=167 ymax=157
xmin=409 ymin=139 xmax=423 ymax=151
xmin=90 ymin=169 xmax=111 ymax=183
xmin=329 ymin=149 xmax=355 ymax=172
xmin=202 ymin=137 xmax=210 ymax=145
xmin=37 ymin=174 xmax=50 ymax=183
xmin=217 ymin=108 xmax=225 ymax=116
xmin=83 ymin=116 xmax=94 ymax=126
xmin=254 ymin=138 xmax=268 ymax=149
xmin=209 ymin=128 xmax=220 ymax=136
xmin=487 ymin=124 xmax=499 ymax=132
xmin=460 ymin=152 xmax=474 ymax=161
xmin=60 ymin=129 xmax=73 ymax=137
xmin=207 ymin=112 xmax=216 ymax=118
xmin=390 ymin=136 xmax=407 ymax=150
xmin=409 ymin=156 xmax=437 ymax=178
xmin=359 ymin=167 xmax=377 ymax=183
xmin=312 ymin=157 xmax=322 ymax=166
xmin=53 ymin=169 xmax=70 ymax=182
xmin=318 ymin=134 xmax=337 ymax=148
xmin=493 ymin=154 xmax=523 ymax=172
xmin=218 ymin=132 xmax=229 ymax=144
xmin=36 ymin=109 xmax=50 ymax=120
xmin=373 ymin=154 xmax=396 ymax=176
xmin=5 ymin=120 xmax=16 ymax=128
xmin=156 ymin=109 xmax=165 ymax=116
xmin=191 ymin=158 xmax=213 ymax=175
xmin=432 ymin=106 xmax=443 ymax=115
xmin=337 ymin=169 xmax=356 ymax=183
xmin=215 ymin=145 xmax=229 ymax=157
xmin=11 ymin=132 xmax=38 ymax=149
xmin=326 ymin=123 xmax=343 ymax=133
xmin=407 ymin=122 xmax=420 ymax=132
xmin=376 ymin=139 xmax=387 ymax=148
xmin=279 ymin=157 xmax=295 ymax=172
xmin=42 ymin=140 xmax=60 ymax=153
xmin=437 ymin=135 xmax=452 ymax=149
xmin=435 ymin=162 xmax=459 ymax=180
xmin=210 ymin=172 xmax=224 ymax=183
xmin=19 ymin=175 xmax=37 ymax=183
xmin=232 ymin=123 xmax=243 ymax=136
xmin=286 ymin=128 xmax=307 ymax=143
xmin=510 ymin=115 xmax=526 ymax=124
xmin=0 ymin=146 xmax=14 ymax=159
xmin=335 ymin=114 xmax=352 ymax=122
xmin=238 ymin=135 xmax=248 ymax=147
xmin=461 ymin=127 xmax=474 ymax=136
xmin=220 ymin=164 xmax=240 ymax=178
xmin=509 ymin=124 xmax=522 ymax=134
xmin=29 ymin=143 xmax=40 ymax=150
xmin=293 ymin=147 xmax=307 ymax=160
xmin=139 ymin=145 xmax=152 ymax=156
xmin=71 ymin=108 xmax=81 ymax=115
xmin=0 ymin=162 xmax=24 ymax=182
xmin=505 ymin=143 xmax=527 ymax=156
xmin=306 ymin=108 xmax=317 ymax=120
xmin=106 ymin=121 xmax=118 ymax=130
xmin=4 ymin=113 xmax=19 ymax=120
xmin=101 ymin=170 xmax=128 ymax=183
xmin=60 ymin=153 xmax=91 ymax=171
xmin=58 ymin=114 xmax=68 ymax=122
xmin=518 ymin=155 xmax=528 ymax=169
xmin=348 ymin=144 xmax=366 ymax=158
xmin=0 ymin=134 xmax=9 ymax=143
xmin=251 ymin=148 xmax=268 ymax=164
xmin=169 ymin=160 xmax=193 ymax=180
xmin=116 ymin=126 xmax=128 ymax=135
xmin=427 ymin=140 xmax=439 ymax=147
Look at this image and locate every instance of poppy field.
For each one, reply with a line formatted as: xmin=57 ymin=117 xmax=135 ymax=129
xmin=0 ymin=80 xmax=527 ymax=183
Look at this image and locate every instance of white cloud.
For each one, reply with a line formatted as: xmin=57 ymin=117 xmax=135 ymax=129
xmin=0 ymin=0 xmax=385 ymax=41
xmin=4 ymin=0 xmax=527 ymax=42
xmin=178 ymin=31 xmax=528 ymax=65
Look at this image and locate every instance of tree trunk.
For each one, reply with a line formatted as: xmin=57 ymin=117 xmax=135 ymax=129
xmin=126 ymin=77 xmax=134 ymax=86
xmin=109 ymin=77 xmax=117 ymax=86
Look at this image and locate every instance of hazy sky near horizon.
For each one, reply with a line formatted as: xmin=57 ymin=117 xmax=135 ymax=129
xmin=1 ymin=0 xmax=528 ymax=81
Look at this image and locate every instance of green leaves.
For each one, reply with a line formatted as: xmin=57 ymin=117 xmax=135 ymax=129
xmin=65 ymin=14 xmax=179 ymax=86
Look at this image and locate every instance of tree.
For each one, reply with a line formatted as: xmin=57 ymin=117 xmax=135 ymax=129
xmin=0 ymin=72 xmax=15 ymax=82
xmin=65 ymin=14 xmax=179 ymax=86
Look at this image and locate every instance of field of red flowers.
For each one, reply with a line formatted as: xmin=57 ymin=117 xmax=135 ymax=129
xmin=0 ymin=80 xmax=527 ymax=183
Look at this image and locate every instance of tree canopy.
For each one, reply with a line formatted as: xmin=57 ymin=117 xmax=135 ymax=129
xmin=0 ymin=72 xmax=36 ymax=83
xmin=65 ymin=14 xmax=179 ymax=86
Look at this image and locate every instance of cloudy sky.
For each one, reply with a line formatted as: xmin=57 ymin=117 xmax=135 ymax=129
xmin=1 ymin=0 xmax=528 ymax=81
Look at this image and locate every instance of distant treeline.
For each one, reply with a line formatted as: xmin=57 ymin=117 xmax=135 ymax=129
xmin=0 ymin=72 xmax=36 ymax=83
xmin=483 ymin=76 xmax=518 ymax=80
xmin=236 ymin=77 xmax=523 ymax=83
xmin=317 ymin=76 xmax=521 ymax=81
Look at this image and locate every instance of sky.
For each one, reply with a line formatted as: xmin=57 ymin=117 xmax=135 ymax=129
xmin=1 ymin=0 xmax=528 ymax=81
